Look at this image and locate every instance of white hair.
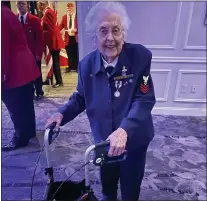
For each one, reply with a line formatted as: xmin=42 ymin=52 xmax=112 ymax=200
xmin=85 ymin=1 xmax=131 ymax=39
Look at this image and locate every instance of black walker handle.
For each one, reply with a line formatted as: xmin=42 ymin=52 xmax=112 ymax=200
xmin=45 ymin=122 xmax=57 ymax=131
xmin=44 ymin=122 xmax=60 ymax=168
xmin=45 ymin=122 xmax=60 ymax=145
xmin=93 ymin=140 xmax=127 ymax=166
xmin=94 ymin=140 xmax=110 ymax=149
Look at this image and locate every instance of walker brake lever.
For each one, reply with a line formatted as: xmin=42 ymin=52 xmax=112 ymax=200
xmin=93 ymin=141 xmax=127 ymax=166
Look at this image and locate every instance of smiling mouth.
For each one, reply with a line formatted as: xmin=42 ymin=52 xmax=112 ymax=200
xmin=106 ymin=46 xmax=116 ymax=49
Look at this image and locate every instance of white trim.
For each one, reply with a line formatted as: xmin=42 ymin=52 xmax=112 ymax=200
xmin=151 ymin=69 xmax=172 ymax=102
xmin=145 ymin=45 xmax=175 ymax=50
xmin=174 ymin=70 xmax=207 ymax=103
xmin=145 ymin=2 xmax=182 ymax=50
xmin=183 ymin=2 xmax=207 ymax=50
xmin=174 ymin=99 xmax=206 ymax=103
xmin=152 ymin=107 xmax=206 ymax=116
xmin=152 ymin=56 xmax=206 ymax=63
xmin=76 ymin=1 xmax=84 ymax=61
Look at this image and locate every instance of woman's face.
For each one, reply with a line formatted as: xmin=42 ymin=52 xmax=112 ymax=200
xmin=96 ymin=13 xmax=124 ymax=63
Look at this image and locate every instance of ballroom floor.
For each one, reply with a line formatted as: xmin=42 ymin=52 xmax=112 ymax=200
xmin=1 ymin=70 xmax=207 ymax=200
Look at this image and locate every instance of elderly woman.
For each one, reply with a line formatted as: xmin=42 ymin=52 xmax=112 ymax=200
xmin=46 ymin=2 xmax=156 ymax=200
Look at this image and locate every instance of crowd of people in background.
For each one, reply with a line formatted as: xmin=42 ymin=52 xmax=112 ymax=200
xmin=18 ymin=1 xmax=78 ymax=93
xmin=1 ymin=0 xmax=79 ymax=151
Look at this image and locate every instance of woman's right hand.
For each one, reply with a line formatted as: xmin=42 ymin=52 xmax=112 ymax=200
xmin=45 ymin=112 xmax=63 ymax=129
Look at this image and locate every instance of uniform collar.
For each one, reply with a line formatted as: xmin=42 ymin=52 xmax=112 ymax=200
xmin=18 ymin=12 xmax=28 ymax=20
xmin=102 ymin=56 xmax=118 ymax=68
xmin=67 ymin=13 xmax=75 ymax=18
xmin=93 ymin=43 xmax=131 ymax=75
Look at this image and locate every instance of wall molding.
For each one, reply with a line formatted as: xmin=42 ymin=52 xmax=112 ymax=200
xmin=152 ymin=56 xmax=206 ymax=63
xmin=145 ymin=2 xmax=182 ymax=50
xmin=151 ymin=69 xmax=172 ymax=102
xmin=174 ymin=70 xmax=207 ymax=103
xmin=183 ymin=1 xmax=207 ymax=50
xmin=152 ymin=106 xmax=206 ymax=116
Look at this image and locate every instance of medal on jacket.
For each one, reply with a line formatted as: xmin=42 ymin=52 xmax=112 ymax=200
xmin=122 ymin=66 xmax=127 ymax=76
xmin=114 ymin=80 xmax=122 ymax=97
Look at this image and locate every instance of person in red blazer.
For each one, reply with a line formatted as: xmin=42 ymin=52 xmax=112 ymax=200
xmin=38 ymin=0 xmax=64 ymax=88
xmin=59 ymin=2 xmax=78 ymax=73
xmin=17 ymin=1 xmax=44 ymax=100
xmin=1 ymin=2 xmax=40 ymax=151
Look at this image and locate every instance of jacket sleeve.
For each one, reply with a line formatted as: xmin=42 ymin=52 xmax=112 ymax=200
xmin=59 ymin=16 xmax=65 ymax=31
xmin=58 ymin=63 xmax=86 ymax=125
xmin=42 ymin=10 xmax=56 ymax=33
xmin=75 ymin=16 xmax=78 ymax=32
xmin=35 ymin=18 xmax=44 ymax=58
xmin=1 ymin=14 xmax=11 ymax=84
xmin=120 ymin=52 xmax=156 ymax=138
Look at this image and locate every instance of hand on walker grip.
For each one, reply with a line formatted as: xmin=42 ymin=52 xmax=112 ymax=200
xmin=106 ymin=128 xmax=127 ymax=157
xmin=45 ymin=113 xmax=63 ymax=129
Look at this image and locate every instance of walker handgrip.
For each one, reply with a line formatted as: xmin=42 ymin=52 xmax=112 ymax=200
xmin=45 ymin=122 xmax=57 ymax=131
xmin=104 ymin=151 xmax=127 ymax=164
xmin=45 ymin=122 xmax=60 ymax=145
xmin=95 ymin=141 xmax=110 ymax=149
xmin=44 ymin=122 xmax=60 ymax=168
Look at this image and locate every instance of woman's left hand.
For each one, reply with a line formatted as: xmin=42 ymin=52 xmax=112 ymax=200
xmin=106 ymin=128 xmax=127 ymax=157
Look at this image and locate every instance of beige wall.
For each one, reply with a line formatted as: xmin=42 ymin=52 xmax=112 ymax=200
xmin=56 ymin=1 xmax=76 ymax=23
xmin=11 ymin=1 xmax=17 ymax=14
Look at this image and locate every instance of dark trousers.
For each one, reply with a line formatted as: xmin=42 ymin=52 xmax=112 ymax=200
xmin=65 ymin=36 xmax=78 ymax=71
xmin=50 ymin=50 xmax=63 ymax=84
xmin=34 ymin=60 xmax=44 ymax=96
xmin=100 ymin=146 xmax=148 ymax=201
xmin=2 ymin=82 xmax=36 ymax=144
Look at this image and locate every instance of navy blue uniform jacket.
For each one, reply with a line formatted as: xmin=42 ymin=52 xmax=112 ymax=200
xmin=59 ymin=43 xmax=156 ymax=151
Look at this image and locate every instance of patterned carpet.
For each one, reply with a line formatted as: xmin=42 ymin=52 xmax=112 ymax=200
xmin=1 ymin=68 xmax=207 ymax=200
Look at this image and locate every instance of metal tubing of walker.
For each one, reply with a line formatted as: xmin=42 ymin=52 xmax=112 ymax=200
xmin=84 ymin=145 xmax=96 ymax=187
xmin=44 ymin=129 xmax=52 ymax=168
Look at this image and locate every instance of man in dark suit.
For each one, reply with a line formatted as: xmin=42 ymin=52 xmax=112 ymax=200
xmin=17 ymin=0 xmax=44 ymax=100
xmin=46 ymin=2 xmax=156 ymax=201
xmin=59 ymin=2 xmax=78 ymax=73
xmin=38 ymin=0 xmax=65 ymax=88
xmin=1 ymin=2 xmax=40 ymax=151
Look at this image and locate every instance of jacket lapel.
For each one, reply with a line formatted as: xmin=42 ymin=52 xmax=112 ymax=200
xmin=110 ymin=43 xmax=131 ymax=77
xmin=93 ymin=50 xmax=104 ymax=75
xmin=25 ymin=13 xmax=30 ymax=26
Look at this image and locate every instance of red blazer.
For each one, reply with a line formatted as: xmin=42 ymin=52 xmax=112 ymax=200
xmin=1 ymin=4 xmax=40 ymax=90
xmin=59 ymin=14 xmax=78 ymax=46
xmin=41 ymin=7 xmax=64 ymax=51
xmin=17 ymin=13 xmax=44 ymax=59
